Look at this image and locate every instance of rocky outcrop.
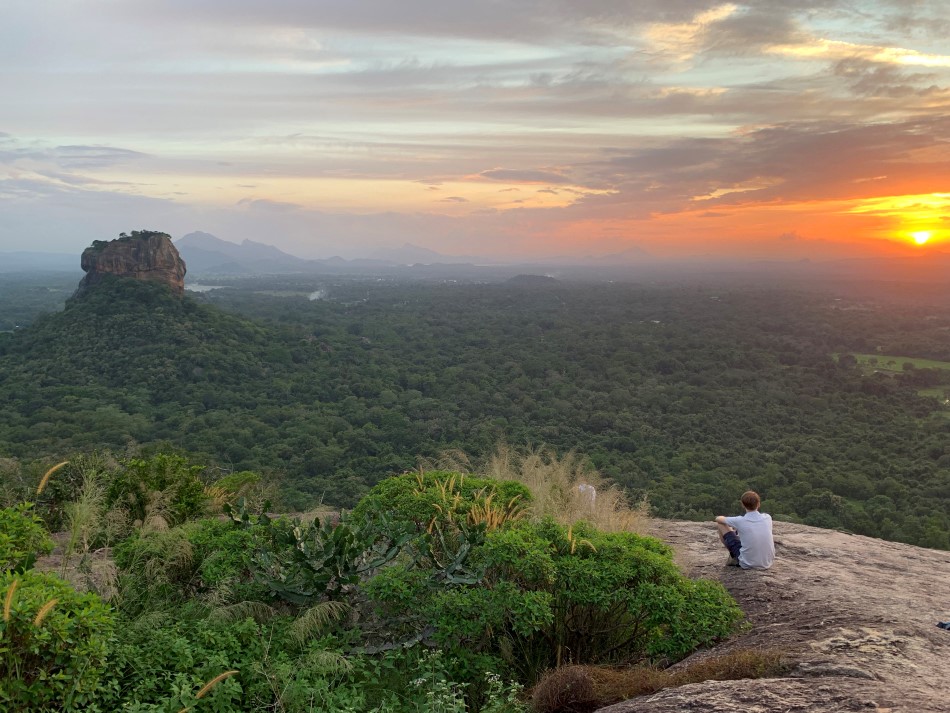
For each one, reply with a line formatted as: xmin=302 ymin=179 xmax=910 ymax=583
xmin=75 ymin=231 xmax=186 ymax=297
xmin=597 ymin=521 xmax=950 ymax=713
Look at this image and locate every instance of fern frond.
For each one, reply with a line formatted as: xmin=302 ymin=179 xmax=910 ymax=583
xmin=302 ymin=648 xmax=353 ymax=675
xmin=209 ymin=601 xmax=276 ymax=624
xmin=289 ymin=600 xmax=350 ymax=648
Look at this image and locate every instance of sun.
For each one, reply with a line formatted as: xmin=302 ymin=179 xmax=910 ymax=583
xmin=911 ymin=230 xmax=932 ymax=245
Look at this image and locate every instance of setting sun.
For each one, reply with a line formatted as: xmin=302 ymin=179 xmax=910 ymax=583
xmin=911 ymin=231 xmax=932 ymax=245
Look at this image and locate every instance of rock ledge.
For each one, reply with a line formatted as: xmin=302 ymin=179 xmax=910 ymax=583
xmin=597 ymin=520 xmax=950 ymax=713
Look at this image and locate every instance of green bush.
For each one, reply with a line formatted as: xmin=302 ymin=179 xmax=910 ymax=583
xmin=102 ymin=612 xmax=372 ymax=712
xmin=107 ymin=454 xmax=207 ymax=527
xmin=213 ymin=470 xmax=261 ymax=495
xmin=0 ymin=503 xmax=53 ymax=572
xmin=102 ymin=614 xmax=260 ymax=710
xmin=367 ymin=516 xmax=743 ymax=685
xmin=114 ymin=518 xmax=267 ymax=614
xmin=0 ymin=570 xmax=114 ymax=712
xmin=352 ymin=470 xmax=532 ymax=535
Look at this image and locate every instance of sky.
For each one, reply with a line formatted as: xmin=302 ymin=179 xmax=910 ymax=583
xmin=2 ymin=0 xmax=950 ymax=261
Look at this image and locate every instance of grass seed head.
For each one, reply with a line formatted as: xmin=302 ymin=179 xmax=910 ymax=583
xmin=33 ymin=598 xmax=58 ymax=627
xmin=3 ymin=578 xmax=20 ymax=622
xmin=36 ymin=460 xmax=69 ymax=495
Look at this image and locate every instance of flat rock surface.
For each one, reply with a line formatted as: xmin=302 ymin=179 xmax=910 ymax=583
xmin=598 ymin=520 xmax=950 ymax=713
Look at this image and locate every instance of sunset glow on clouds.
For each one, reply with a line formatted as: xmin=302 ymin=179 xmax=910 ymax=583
xmin=2 ymin=0 xmax=949 ymax=260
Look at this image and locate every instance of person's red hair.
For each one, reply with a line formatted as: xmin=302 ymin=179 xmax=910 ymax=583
xmin=741 ymin=491 xmax=760 ymax=510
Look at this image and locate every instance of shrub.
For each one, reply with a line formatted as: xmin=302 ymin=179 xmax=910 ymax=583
xmin=0 ymin=503 xmax=53 ymax=572
xmin=34 ymin=456 xmax=110 ymax=532
xmin=107 ymin=454 xmax=207 ymax=528
xmin=367 ymin=515 xmax=743 ymax=686
xmin=352 ymin=470 xmax=531 ymax=535
xmin=114 ymin=518 xmax=267 ymax=614
xmin=102 ymin=614 xmax=260 ymax=710
xmin=0 ymin=570 xmax=114 ymax=712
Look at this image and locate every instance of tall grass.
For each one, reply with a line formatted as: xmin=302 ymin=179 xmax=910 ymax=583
xmin=61 ymin=467 xmax=107 ymax=577
xmin=427 ymin=444 xmax=650 ymax=534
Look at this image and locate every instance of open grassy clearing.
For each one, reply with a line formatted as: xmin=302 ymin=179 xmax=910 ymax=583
xmin=834 ymin=354 xmax=950 ymax=401
xmin=850 ymin=353 xmax=950 ymax=372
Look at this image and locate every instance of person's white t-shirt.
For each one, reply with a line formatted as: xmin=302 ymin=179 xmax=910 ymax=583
xmin=724 ymin=511 xmax=774 ymax=570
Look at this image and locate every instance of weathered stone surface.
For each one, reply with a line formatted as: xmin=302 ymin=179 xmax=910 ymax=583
xmin=76 ymin=231 xmax=186 ymax=297
xmin=596 ymin=521 xmax=950 ymax=713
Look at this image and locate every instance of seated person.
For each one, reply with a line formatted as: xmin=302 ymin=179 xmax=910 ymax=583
xmin=715 ymin=490 xmax=774 ymax=570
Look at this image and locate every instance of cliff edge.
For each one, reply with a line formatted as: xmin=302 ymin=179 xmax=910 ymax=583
xmin=75 ymin=230 xmax=186 ymax=297
xmin=599 ymin=520 xmax=950 ymax=713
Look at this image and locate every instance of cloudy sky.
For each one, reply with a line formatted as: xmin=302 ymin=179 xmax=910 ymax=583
xmin=2 ymin=0 xmax=949 ymax=260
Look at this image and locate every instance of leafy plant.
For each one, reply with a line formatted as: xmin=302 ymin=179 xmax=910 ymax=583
xmin=352 ymin=471 xmax=531 ymax=536
xmin=0 ymin=570 xmax=114 ymax=712
xmin=247 ymin=511 xmax=409 ymax=605
xmin=367 ymin=514 xmax=742 ymax=686
xmin=114 ymin=517 xmax=267 ymax=614
xmin=108 ymin=454 xmax=208 ymax=528
xmin=0 ymin=503 xmax=53 ymax=573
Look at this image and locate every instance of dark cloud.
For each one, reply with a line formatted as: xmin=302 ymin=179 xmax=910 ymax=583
xmin=570 ymin=114 xmax=950 ymax=218
xmin=700 ymin=6 xmax=809 ymax=56
xmin=440 ymin=196 xmax=468 ymax=202
xmin=833 ymin=58 xmax=942 ymax=98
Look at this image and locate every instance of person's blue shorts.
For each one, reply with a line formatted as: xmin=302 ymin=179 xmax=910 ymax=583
xmin=723 ymin=531 xmax=742 ymax=560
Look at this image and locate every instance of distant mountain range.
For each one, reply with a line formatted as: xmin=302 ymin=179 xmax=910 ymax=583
xmin=175 ymin=232 xmax=313 ymax=273
xmin=174 ymin=232 xmax=659 ymax=274
xmin=4 ymin=232 xmax=949 ymax=283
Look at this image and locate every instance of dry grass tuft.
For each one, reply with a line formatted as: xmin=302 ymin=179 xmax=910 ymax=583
xmin=203 ymin=485 xmax=232 ymax=514
xmin=530 ymin=664 xmax=600 ymax=713
xmin=430 ymin=444 xmax=650 ymax=534
xmin=532 ymin=649 xmax=790 ymax=713
xmin=136 ymin=488 xmax=173 ymax=534
xmin=209 ymin=601 xmax=276 ymax=625
xmin=61 ymin=467 xmax=107 ymax=578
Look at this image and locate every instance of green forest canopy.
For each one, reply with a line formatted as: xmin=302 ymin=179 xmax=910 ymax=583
xmin=0 ymin=273 xmax=947 ymax=549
